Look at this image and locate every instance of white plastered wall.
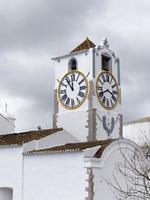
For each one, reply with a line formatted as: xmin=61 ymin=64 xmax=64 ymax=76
xmin=123 ymin=122 xmax=150 ymax=145
xmin=23 ymin=129 xmax=79 ymax=152
xmin=0 ymin=146 xmax=23 ymax=200
xmin=57 ymin=110 xmax=89 ymax=141
xmin=23 ymin=151 xmax=87 ymax=200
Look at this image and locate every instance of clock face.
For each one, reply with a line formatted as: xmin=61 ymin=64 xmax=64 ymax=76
xmin=58 ymin=70 xmax=89 ymax=110
xmin=96 ymin=71 xmax=119 ymax=110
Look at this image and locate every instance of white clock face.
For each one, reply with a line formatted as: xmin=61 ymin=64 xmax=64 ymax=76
xmin=96 ymin=71 xmax=119 ymax=110
xmin=58 ymin=70 xmax=89 ymax=109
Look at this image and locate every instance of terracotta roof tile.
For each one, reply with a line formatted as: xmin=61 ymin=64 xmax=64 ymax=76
xmin=70 ymin=38 xmax=96 ymax=53
xmin=0 ymin=128 xmax=63 ymax=146
xmin=26 ymin=139 xmax=115 ymax=157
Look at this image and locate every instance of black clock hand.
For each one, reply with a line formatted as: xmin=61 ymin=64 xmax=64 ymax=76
xmin=107 ymin=90 xmax=114 ymax=96
xmin=66 ymin=79 xmax=74 ymax=91
xmin=107 ymin=90 xmax=117 ymax=101
xmin=71 ymin=81 xmax=74 ymax=91
xmin=103 ymin=89 xmax=116 ymax=99
xmin=103 ymin=89 xmax=109 ymax=93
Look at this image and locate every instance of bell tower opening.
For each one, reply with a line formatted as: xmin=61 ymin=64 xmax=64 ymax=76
xmin=68 ymin=57 xmax=77 ymax=71
xmin=0 ymin=188 xmax=13 ymax=200
xmin=101 ymin=54 xmax=111 ymax=72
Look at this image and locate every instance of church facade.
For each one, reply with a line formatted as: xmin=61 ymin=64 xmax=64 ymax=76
xmin=0 ymin=38 xmax=139 ymax=200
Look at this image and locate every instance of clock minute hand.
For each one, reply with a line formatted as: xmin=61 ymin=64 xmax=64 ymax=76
xmin=66 ymin=79 xmax=74 ymax=91
xmin=103 ymin=89 xmax=109 ymax=93
xmin=107 ymin=90 xmax=117 ymax=100
xmin=103 ymin=89 xmax=116 ymax=99
xmin=103 ymin=89 xmax=114 ymax=96
xmin=107 ymin=90 xmax=113 ymax=96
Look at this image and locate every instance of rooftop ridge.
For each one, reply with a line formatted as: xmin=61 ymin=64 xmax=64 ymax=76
xmin=70 ymin=38 xmax=96 ymax=53
xmin=0 ymin=128 xmax=63 ymax=146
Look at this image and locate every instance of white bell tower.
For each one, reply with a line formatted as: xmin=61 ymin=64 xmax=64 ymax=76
xmin=52 ymin=38 xmax=122 ymax=142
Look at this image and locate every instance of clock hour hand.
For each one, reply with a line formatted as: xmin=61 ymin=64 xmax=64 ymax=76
xmin=107 ymin=90 xmax=117 ymax=101
xmin=71 ymin=81 xmax=74 ymax=91
xmin=103 ymin=89 xmax=109 ymax=93
xmin=66 ymin=79 xmax=74 ymax=91
xmin=103 ymin=89 xmax=116 ymax=98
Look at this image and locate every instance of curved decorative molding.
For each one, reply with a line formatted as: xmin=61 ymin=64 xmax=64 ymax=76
xmin=85 ymin=139 xmax=141 ymax=169
xmin=95 ymin=38 xmax=119 ymax=62
xmin=99 ymin=139 xmax=141 ymax=168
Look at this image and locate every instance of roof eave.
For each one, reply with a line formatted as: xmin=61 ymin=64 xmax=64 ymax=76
xmin=51 ymin=49 xmax=90 ymax=61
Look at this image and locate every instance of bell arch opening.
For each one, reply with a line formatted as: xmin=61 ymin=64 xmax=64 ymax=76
xmin=68 ymin=57 xmax=78 ymax=71
xmin=0 ymin=187 xmax=13 ymax=200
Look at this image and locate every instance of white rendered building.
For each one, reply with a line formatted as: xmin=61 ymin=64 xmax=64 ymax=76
xmin=123 ymin=117 xmax=150 ymax=145
xmin=0 ymin=38 xmax=141 ymax=200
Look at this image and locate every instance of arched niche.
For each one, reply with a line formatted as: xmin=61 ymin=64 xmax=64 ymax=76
xmin=68 ymin=57 xmax=78 ymax=71
xmin=0 ymin=187 xmax=13 ymax=200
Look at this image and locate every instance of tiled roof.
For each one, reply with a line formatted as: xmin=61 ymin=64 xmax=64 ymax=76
xmin=125 ymin=117 xmax=150 ymax=125
xmin=70 ymin=38 xmax=96 ymax=53
xmin=0 ymin=128 xmax=63 ymax=146
xmin=26 ymin=139 xmax=114 ymax=158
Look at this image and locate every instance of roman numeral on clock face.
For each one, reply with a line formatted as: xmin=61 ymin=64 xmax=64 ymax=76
xmin=112 ymin=83 xmax=117 ymax=89
xmin=76 ymin=97 xmax=81 ymax=104
xmin=80 ymin=86 xmax=86 ymax=90
xmin=66 ymin=97 xmax=70 ymax=106
xmin=102 ymin=96 xmax=106 ymax=104
xmin=97 ymin=86 xmax=103 ymax=91
xmin=76 ymin=73 xmax=80 ymax=82
xmin=78 ymin=78 xmax=85 ymax=85
xmin=99 ymin=92 xmax=103 ymax=98
xmin=107 ymin=99 xmax=109 ymax=107
xmin=106 ymin=74 xmax=109 ymax=82
xmin=61 ymin=94 xmax=67 ymax=102
xmin=102 ymin=74 xmax=106 ymax=83
xmin=113 ymin=90 xmax=118 ymax=95
xmin=60 ymin=89 xmax=66 ymax=94
xmin=71 ymin=99 xmax=75 ymax=107
xmin=70 ymin=74 xmax=75 ymax=82
xmin=65 ymin=76 xmax=70 ymax=83
xmin=78 ymin=91 xmax=85 ymax=98
xmin=111 ymin=94 xmax=117 ymax=102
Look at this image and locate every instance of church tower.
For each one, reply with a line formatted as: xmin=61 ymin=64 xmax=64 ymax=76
xmin=52 ymin=38 xmax=122 ymax=142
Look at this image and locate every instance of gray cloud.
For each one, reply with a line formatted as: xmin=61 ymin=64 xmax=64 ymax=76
xmin=0 ymin=0 xmax=105 ymax=53
xmin=0 ymin=0 xmax=149 ymax=132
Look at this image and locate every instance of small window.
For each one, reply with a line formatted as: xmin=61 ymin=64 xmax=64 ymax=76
xmin=69 ymin=58 xmax=77 ymax=71
xmin=101 ymin=55 xmax=111 ymax=71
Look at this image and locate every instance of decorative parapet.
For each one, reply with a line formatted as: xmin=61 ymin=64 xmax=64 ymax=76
xmin=95 ymin=37 xmax=119 ymax=62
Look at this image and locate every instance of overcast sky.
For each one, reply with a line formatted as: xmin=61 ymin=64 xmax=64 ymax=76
xmin=0 ymin=0 xmax=149 ymax=132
